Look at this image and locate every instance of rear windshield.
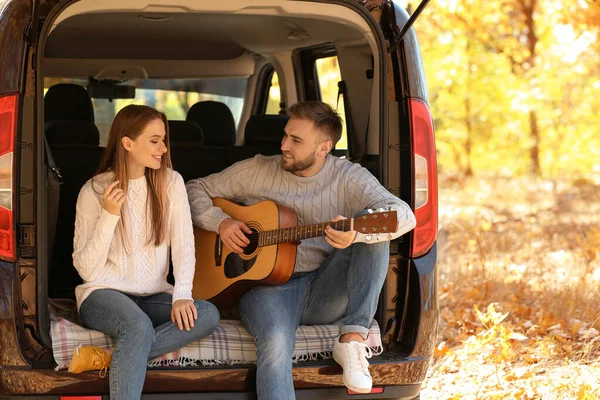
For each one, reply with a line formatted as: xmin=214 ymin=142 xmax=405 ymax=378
xmin=44 ymin=77 xmax=247 ymax=146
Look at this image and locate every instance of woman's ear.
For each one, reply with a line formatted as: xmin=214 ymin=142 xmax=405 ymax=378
xmin=121 ymin=136 xmax=133 ymax=152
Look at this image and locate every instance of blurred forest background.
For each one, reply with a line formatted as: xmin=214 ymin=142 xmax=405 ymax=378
xmin=400 ymin=0 xmax=600 ymax=398
xmin=408 ymin=0 xmax=599 ymax=181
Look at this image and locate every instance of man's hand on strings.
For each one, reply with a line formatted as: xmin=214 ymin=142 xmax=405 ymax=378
xmin=218 ymin=218 xmax=252 ymax=253
xmin=324 ymin=215 xmax=357 ymax=249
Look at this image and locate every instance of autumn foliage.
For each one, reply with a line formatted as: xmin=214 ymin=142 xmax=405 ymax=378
xmin=402 ymin=3 xmax=600 ymax=395
xmin=421 ymin=175 xmax=600 ymax=399
xmin=408 ymin=0 xmax=600 ymax=180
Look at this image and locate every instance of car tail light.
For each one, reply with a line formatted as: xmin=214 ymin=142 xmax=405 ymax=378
xmin=410 ymin=98 xmax=438 ymax=258
xmin=0 ymin=93 xmax=17 ymax=261
xmin=347 ymin=386 xmax=384 ymax=395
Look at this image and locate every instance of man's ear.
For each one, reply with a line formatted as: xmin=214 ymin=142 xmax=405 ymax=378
xmin=318 ymin=139 xmax=333 ymax=156
xmin=121 ymin=136 xmax=133 ymax=152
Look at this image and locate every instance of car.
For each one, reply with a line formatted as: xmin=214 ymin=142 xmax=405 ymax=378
xmin=0 ymin=0 xmax=438 ymax=398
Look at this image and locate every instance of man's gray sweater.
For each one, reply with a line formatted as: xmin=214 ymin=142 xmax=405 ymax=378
xmin=186 ymin=154 xmax=416 ymax=273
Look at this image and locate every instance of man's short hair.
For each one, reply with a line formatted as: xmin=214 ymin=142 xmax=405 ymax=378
xmin=288 ymin=101 xmax=343 ymax=145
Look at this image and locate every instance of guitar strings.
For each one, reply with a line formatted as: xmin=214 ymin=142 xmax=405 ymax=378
xmin=243 ymin=220 xmax=348 ymax=242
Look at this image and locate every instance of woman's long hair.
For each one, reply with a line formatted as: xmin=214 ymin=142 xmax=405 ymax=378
xmin=93 ymin=104 xmax=173 ymax=247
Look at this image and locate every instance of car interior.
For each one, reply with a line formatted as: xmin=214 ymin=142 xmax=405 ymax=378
xmin=42 ymin=0 xmax=385 ymax=303
xmin=39 ymin=2 xmax=406 ymax=371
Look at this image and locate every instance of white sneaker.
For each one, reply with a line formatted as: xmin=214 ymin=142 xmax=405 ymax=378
xmin=332 ymin=338 xmax=373 ymax=393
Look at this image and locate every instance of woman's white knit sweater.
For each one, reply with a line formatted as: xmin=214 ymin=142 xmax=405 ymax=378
xmin=72 ymin=169 xmax=195 ymax=310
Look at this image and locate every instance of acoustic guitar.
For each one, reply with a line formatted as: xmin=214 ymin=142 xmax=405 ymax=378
xmin=192 ymin=198 xmax=398 ymax=306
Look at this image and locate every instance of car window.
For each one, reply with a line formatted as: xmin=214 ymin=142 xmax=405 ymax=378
xmin=265 ymin=71 xmax=281 ymax=115
xmin=44 ymin=78 xmax=247 ymax=146
xmin=315 ymin=56 xmax=348 ymax=149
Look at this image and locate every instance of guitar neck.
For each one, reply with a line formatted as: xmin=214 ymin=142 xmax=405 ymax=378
xmin=258 ymin=219 xmax=351 ymax=247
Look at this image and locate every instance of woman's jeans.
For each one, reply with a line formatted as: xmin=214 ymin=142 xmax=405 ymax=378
xmin=80 ymin=290 xmax=220 ymax=400
xmin=239 ymin=241 xmax=390 ymax=400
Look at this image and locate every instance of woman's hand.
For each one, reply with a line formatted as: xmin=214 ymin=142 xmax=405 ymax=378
xmin=324 ymin=216 xmax=357 ymax=249
xmin=103 ymin=180 xmax=125 ymax=216
xmin=171 ymin=299 xmax=198 ymax=331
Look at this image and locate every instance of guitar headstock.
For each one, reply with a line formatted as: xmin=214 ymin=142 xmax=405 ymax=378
xmin=353 ymin=209 xmax=398 ymax=237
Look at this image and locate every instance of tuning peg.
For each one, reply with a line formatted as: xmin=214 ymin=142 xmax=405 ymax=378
xmin=376 ymin=234 xmax=381 ymax=241
xmin=367 ymin=209 xmax=373 ymax=214
xmin=365 ymin=235 xmax=372 ymax=241
xmin=376 ymin=207 xmax=385 ymax=213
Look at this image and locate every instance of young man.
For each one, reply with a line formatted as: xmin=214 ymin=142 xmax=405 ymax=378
xmin=186 ymin=101 xmax=416 ymax=400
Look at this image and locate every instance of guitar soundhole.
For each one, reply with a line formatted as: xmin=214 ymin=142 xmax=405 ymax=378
xmin=243 ymin=228 xmax=259 ymax=255
xmin=223 ymin=228 xmax=259 ymax=279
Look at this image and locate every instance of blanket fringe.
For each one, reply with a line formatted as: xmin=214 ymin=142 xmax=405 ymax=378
xmin=147 ymin=357 xmax=250 ymax=368
xmin=292 ymin=345 xmax=382 ymax=363
xmin=57 ymin=345 xmax=385 ymax=371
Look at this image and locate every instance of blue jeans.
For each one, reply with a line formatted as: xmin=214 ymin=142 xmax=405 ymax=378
xmin=80 ymin=290 xmax=220 ymax=400
xmin=239 ymin=241 xmax=390 ymax=400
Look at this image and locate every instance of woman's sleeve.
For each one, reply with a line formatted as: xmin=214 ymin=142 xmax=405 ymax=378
xmin=72 ymin=184 xmax=121 ymax=282
xmin=170 ymin=173 xmax=195 ymax=303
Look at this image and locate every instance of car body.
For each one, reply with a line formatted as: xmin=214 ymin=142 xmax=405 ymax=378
xmin=0 ymin=0 xmax=438 ymax=398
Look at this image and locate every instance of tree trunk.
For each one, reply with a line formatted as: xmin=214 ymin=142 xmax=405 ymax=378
xmin=464 ymin=96 xmax=473 ymax=177
xmin=464 ymin=39 xmax=474 ymax=177
xmin=529 ymin=110 xmax=541 ymax=176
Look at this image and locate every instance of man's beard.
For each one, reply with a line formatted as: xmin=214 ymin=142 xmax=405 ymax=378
xmin=281 ymin=152 xmax=317 ymax=173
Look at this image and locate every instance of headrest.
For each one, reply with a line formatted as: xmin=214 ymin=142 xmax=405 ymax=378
xmin=168 ymin=120 xmax=204 ymax=145
xmin=44 ymin=84 xmax=95 ymax=123
xmin=244 ymin=114 xmax=290 ymax=146
xmin=186 ymin=101 xmax=236 ymax=146
xmin=45 ymin=120 xmax=100 ymax=146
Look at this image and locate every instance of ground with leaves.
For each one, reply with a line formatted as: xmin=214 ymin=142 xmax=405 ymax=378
xmin=420 ymin=175 xmax=600 ymax=399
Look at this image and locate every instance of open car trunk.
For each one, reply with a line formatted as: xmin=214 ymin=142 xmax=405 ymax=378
xmin=19 ymin=0 xmax=427 ymax=396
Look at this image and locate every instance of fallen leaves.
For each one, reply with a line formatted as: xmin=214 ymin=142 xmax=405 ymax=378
xmin=421 ymin=176 xmax=600 ymax=399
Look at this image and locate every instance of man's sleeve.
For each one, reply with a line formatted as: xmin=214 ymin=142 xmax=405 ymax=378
xmin=186 ymin=157 xmax=260 ymax=232
xmin=345 ymin=165 xmax=416 ymax=243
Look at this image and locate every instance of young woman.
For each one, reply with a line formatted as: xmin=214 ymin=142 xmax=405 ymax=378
xmin=71 ymin=104 xmax=219 ymax=399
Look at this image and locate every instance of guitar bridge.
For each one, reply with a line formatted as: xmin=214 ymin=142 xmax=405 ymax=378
xmin=215 ymin=234 xmax=223 ymax=266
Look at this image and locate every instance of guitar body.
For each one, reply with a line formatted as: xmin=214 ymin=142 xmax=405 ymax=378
xmin=192 ymin=198 xmax=297 ymax=306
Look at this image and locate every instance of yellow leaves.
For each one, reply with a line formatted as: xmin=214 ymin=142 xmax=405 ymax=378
xmin=538 ymin=314 xmax=564 ymax=333
xmin=572 ymin=320 xmax=584 ymax=336
xmin=475 ymin=303 xmax=509 ymax=328
xmin=468 ymin=239 xmax=478 ymax=250
xmin=435 ymin=342 xmax=451 ymax=359
xmin=508 ymin=332 xmax=528 ymax=341
xmin=427 ymin=299 xmax=600 ymax=398
xmin=578 ymin=383 xmax=600 ymax=400
xmin=466 ymin=287 xmax=480 ymax=299
xmin=577 ymin=226 xmax=600 ymax=263
xmin=422 ymin=176 xmax=600 ymax=399
xmin=505 ymin=367 xmax=533 ymax=381
xmin=481 ymin=220 xmax=492 ymax=231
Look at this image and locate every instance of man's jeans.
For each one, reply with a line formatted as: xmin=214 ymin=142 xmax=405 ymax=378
xmin=239 ymin=241 xmax=390 ymax=400
xmin=80 ymin=290 xmax=219 ymax=400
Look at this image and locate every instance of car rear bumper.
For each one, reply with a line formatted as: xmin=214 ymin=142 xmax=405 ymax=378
xmin=0 ymin=383 xmax=420 ymax=399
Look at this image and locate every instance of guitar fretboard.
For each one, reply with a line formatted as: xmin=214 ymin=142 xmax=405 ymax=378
xmin=258 ymin=219 xmax=350 ymax=247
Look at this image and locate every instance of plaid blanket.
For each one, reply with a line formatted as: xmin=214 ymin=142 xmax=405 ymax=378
xmin=51 ymin=318 xmax=383 ymax=369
